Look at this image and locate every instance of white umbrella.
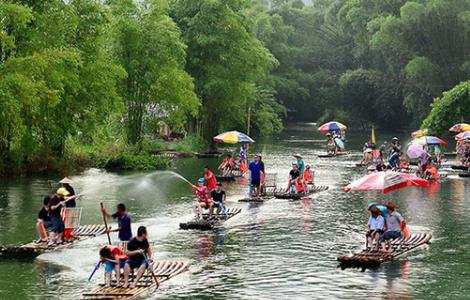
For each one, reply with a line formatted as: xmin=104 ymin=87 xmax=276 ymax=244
xmin=407 ymin=144 xmax=425 ymax=159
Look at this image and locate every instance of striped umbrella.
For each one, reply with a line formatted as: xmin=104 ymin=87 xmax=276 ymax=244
xmin=411 ymin=128 xmax=428 ymax=138
xmin=213 ymin=131 xmax=255 ymax=144
xmin=456 ymin=131 xmax=470 ymax=141
xmin=344 ymin=172 xmax=429 ymax=194
xmin=412 ymin=136 xmax=447 ymax=146
xmin=318 ymin=121 xmax=347 ymax=132
xmin=449 ymin=123 xmax=470 ymax=132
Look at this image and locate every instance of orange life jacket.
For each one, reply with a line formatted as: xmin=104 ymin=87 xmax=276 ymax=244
xmin=303 ymin=169 xmax=313 ymax=183
xmin=100 ymin=245 xmax=129 ymax=260
xmin=425 ymin=166 xmax=439 ymax=180
xmin=240 ymin=161 xmax=248 ymax=173
xmin=221 ymin=158 xmax=233 ymax=169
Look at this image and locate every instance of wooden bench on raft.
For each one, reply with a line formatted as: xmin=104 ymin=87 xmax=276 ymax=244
xmin=0 ymin=225 xmax=109 ymax=255
xmin=179 ymin=208 xmax=242 ymax=230
xmin=337 ymin=233 xmax=432 ymax=267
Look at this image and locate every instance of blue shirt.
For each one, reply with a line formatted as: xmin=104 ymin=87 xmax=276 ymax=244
xmin=249 ymin=161 xmax=262 ymax=180
xmin=368 ymin=215 xmax=385 ymax=230
xmin=297 ymin=159 xmax=305 ymax=172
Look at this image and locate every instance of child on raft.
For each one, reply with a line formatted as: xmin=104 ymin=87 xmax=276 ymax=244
xmin=190 ymin=178 xmax=211 ymax=222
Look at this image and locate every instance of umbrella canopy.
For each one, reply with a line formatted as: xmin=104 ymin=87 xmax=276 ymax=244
xmin=412 ymin=136 xmax=448 ymax=146
xmin=213 ymin=131 xmax=255 ymax=144
xmin=335 ymin=138 xmax=345 ymax=150
xmin=449 ymin=123 xmax=470 ymax=132
xmin=407 ymin=144 xmax=425 ymax=159
xmin=456 ymin=131 xmax=470 ymax=141
xmin=344 ymin=172 xmax=429 ymax=194
xmin=318 ymin=121 xmax=347 ymax=132
xmin=411 ymin=128 xmax=428 ymax=138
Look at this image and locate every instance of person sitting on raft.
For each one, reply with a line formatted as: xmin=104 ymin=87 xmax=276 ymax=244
xmin=190 ymin=178 xmax=211 ymax=222
xmin=123 ymin=226 xmax=152 ymax=289
xmin=218 ymin=154 xmax=233 ymax=176
xmin=100 ymin=244 xmax=129 ymax=287
xmin=209 ymin=182 xmax=226 ymax=221
xmin=368 ymin=202 xmax=387 ymax=217
xmin=36 ymin=197 xmax=52 ymax=243
xmin=362 ymin=148 xmax=374 ymax=167
xmin=303 ymin=165 xmax=314 ymax=187
xmin=286 ymin=164 xmax=303 ymax=194
xmin=376 ymin=158 xmax=386 ymax=172
xmin=233 ymin=155 xmax=241 ymax=171
xmin=416 ymin=151 xmax=431 ymax=178
xmin=366 ymin=206 xmax=385 ymax=251
xmin=380 ymin=202 xmax=405 ymax=253
xmin=326 ymin=133 xmax=337 ymax=155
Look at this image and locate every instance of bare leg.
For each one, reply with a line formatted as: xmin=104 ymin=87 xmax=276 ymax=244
xmin=209 ymin=203 xmax=214 ymax=218
xmin=123 ymin=263 xmax=131 ymax=288
xmin=49 ymin=232 xmax=56 ymax=243
xmin=130 ymin=264 xmax=147 ymax=289
xmin=106 ymin=271 xmax=111 ymax=287
xmin=192 ymin=202 xmax=199 ymax=218
xmin=387 ymin=240 xmax=393 ymax=253
xmin=216 ymin=206 xmax=221 ymax=217
xmin=36 ymin=222 xmax=43 ymax=239
xmin=367 ymin=236 xmax=372 ymax=250
xmin=115 ymin=263 xmax=122 ymax=286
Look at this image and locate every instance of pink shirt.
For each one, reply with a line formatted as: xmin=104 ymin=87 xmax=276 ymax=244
xmin=194 ymin=186 xmax=208 ymax=202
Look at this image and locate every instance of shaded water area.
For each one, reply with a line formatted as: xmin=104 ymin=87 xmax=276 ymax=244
xmin=0 ymin=123 xmax=469 ymax=299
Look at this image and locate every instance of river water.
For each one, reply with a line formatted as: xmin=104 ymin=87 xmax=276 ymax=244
xmin=0 ymin=123 xmax=468 ymax=299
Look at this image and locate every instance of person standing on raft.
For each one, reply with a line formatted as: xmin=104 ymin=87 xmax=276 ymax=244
xmin=101 ymin=203 xmax=133 ymax=241
xmin=249 ymin=155 xmax=262 ymax=199
xmin=294 ymin=153 xmax=305 ymax=172
xmin=190 ymin=178 xmax=211 ymax=222
xmin=203 ymin=165 xmax=217 ymax=192
xmin=59 ymin=177 xmax=79 ymax=241
xmin=48 ymin=188 xmax=68 ymax=246
xmin=36 ymin=197 xmax=52 ymax=243
xmin=380 ymin=202 xmax=405 ymax=253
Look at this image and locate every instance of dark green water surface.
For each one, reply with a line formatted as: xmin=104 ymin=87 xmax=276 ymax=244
xmin=0 ymin=123 xmax=468 ymax=299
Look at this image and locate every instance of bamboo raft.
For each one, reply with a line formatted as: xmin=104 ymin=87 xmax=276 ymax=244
xmin=80 ymin=261 xmax=190 ymax=300
xmin=337 ymin=233 xmax=432 ymax=267
xmin=318 ymin=152 xmax=350 ymax=158
xmin=274 ymin=186 xmax=329 ymax=200
xmin=444 ymin=152 xmax=457 ymax=157
xmin=0 ymin=225 xmax=109 ymax=255
xmin=452 ymin=165 xmax=468 ymax=170
xmin=196 ymin=152 xmax=222 ymax=158
xmin=238 ymin=196 xmax=275 ymax=203
xmin=458 ymin=173 xmax=470 ymax=177
xmin=179 ymin=208 xmax=242 ymax=230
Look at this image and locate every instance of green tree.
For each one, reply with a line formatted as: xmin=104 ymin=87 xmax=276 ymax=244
xmin=109 ymin=0 xmax=199 ymax=145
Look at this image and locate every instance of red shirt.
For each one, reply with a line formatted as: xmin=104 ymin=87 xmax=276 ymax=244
xmin=205 ymin=171 xmax=217 ymax=191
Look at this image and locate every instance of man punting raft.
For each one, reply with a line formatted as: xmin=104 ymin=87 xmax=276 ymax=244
xmin=101 ymin=203 xmax=133 ymax=241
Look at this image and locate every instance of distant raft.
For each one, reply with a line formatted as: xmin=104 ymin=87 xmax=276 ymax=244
xmin=238 ymin=196 xmax=275 ymax=203
xmin=337 ymin=233 xmax=432 ymax=267
xmin=0 ymin=225 xmax=109 ymax=255
xmin=318 ymin=152 xmax=350 ymax=158
xmin=452 ymin=165 xmax=468 ymax=170
xmin=80 ymin=261 xmax=190 ymax=300
xmin=179 ymin=208 xmax=242 ymax=230
xmin=274 ymin=186 xmax=329 ymax=199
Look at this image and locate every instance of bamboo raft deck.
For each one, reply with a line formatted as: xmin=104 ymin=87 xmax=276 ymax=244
xmin=0 ymin=225 xmax=109 ymax=255
xmin=458 ymin=173 xmax=470 ymax=177
xmin=80 ymin=261 xmax=190 ymax=300
xmin=273 ymin=186 xmax=329 ymax=200
xmin=179 ymin=208 xmax=242 ymax=230
xmin=238 ymin=196 xmax=275 ymax=203
xmin=337 ymin=233 xmax=432 ymax=267
xmin=318 ymin=152 xmax=350 ymax=158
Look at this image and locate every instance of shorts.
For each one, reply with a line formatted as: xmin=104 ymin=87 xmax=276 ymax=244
xmin=380 ymin=231 xmax=401 ymax=243
xmin=51 ymin=217 xmax=65 ymax=234
xmin=198 ymin=200 xmax=212 ymax=208
xmin=125 ymin=259 xmax=148 ymax=269
xmin=105 ymin=260 xmax=126 ymax=273
xmin=365 ymin=229 xmax=384 ymax=238
xmin=251 ymin=179 xmax=260 ymax=187
xmin=421 ymin=163 xmax=427 ymax=172
xmin=43 ymin=221 xmax=52 ymax=229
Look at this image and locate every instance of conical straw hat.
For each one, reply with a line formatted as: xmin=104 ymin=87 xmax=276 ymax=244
xmin=59 ymin=177 xmax=73 ymax=184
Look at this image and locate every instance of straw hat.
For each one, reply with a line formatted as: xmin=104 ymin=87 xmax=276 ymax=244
xmin=385 ymin=202 xmax=397 ymax=211
xmin=294 ymin=153 xmax=302 ymax=158
xmin=59 ymin=177 xmax=73 ymax=184
xmin=365 ymin=148 xmax=373 ymax=153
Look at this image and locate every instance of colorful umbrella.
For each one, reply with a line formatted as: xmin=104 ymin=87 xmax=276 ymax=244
xmin=344 ymin=172 xmax=429 ymax=194
xmin=412 ymin=136 xmax=448 ymax=146
xmin=318 ymin=121 xmax=347 ymax=132
xmin=449 ymin=123 xmax=470 ymax=132
xmin=411 ymin=128 xmax=428 ymax=138
xmin=456 ymin=131 xmax=470 ymax=141
xmin=406 ymin=144 xmax=425 ymax=159
xmin=213 ymin=131 xmax=255 ymax=144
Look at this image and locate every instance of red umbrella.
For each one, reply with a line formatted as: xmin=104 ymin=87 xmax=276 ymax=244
xmin=344 ymin=172 xmax=429 ymax=194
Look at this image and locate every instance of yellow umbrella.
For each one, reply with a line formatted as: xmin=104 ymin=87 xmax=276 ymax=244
xmin=449 ymin=123 xmax=470 ymax=132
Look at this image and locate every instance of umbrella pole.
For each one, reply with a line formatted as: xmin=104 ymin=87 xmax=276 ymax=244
xmin=246 ymin=106 xmax=251 ymax=158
